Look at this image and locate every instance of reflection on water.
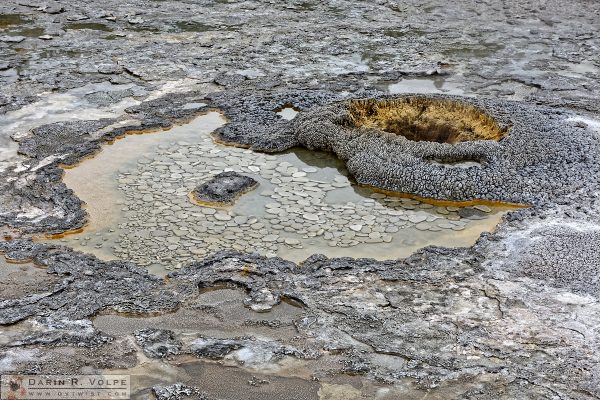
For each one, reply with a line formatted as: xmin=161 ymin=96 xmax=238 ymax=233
xmin=0 ymin=14 xmax=26 ymax=30
xmin=0 ymin=82 xmax=140 ymax=172
xmin=48 ymin=112 xmax=514 ymax=274
xmin=65 ymin=22 xmax=114 ymax=32
xmin=275 ymin=105 xmax=300 ymax=120
xmin=387 ymin=77 xmax=465 ymax=95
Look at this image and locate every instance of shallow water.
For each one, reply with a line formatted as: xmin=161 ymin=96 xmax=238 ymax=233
xmin=0 ymin=82 xmax=141 ymax=140
xmin=276 ymin=105 xmax=300 ymax=120
xmin=0 ymin=14 xmax=26 ymax=30
xmin=94 ymin=287 xmax=301 ymax=338
xmin=56 ymin=112 xmax=227 ymax=264
xmin=65 ymin=22 xmax=114 ymax=32
xmin=386 ymin=77 xmax=465 ymax=95
xmin=0 ymin=82 xmax=141 ymax=172
xmin=49 ymin=112 xmax=513 ymax=274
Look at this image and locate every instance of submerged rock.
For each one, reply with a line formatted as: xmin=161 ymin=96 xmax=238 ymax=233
xmin=190 ymin=171 xmax=258 ymax=206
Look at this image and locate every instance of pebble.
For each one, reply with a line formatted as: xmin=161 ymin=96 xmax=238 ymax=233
xmin=474 ymin=204 xmax=492 ymax=213
xmin=303 ymin=213 xmax=319 ymax=221
xmin=263 ymin=235 xmax=279 ymax=242
xmin=408 ymin=215 xmax=427 ymax=224
xmin=349 ymin=224 xmax=362 ymax=232
xmin=437 ymin=221 xmax=456 ymax=229
xmin=234 ymin=215 xmax=248 ymax=224
xmin=214 ymin=213 xmax=232 ymax=221
xmin=415 ymin=222 xmax=431 ymax=231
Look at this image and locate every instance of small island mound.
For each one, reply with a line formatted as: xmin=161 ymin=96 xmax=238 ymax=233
xmin=190 ymin=171 xmax=258 ymax=207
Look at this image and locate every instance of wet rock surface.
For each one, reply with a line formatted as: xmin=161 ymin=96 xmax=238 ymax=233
xmin=91 ymin=130 xmax=503 ymax=268
xmin=191 ymin=171 xmax=258 ymax=206
xmin=0 ymin=0 xmax=599 ymax=398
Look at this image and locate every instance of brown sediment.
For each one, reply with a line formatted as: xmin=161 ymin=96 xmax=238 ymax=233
xmin=366 ymin=185 xmax=529 ymax=208
xmin=0 ymin=248 xmax=41 ymax=267
xmin=210 ymin=131 xmax=253 ymax=149
xmin=42 ymin=225 xmax=87 ymax=240
xmin=274 ymin=103 xmax=301 ymax=112
xmin=57 ymin=127 xmax=168 ymax=170
xmin=1 ymin=254 xmax=34 ymax=265
xmin=187 ymin=192 xmax=231 ymax=208
xmin=4 ymin=222 xmax=88 ymax=259
xmin=39 ymin=107 xmax=516 ymax=269
xmin=59 ymin=153 xmax=100 ymax=170
xmin=34 ymin=111 xmax=229 ymax=265
xmin=348 ymin=97 xmax=508 ymax=144
xmin=49 ymin=111 xmax=227 ymax=238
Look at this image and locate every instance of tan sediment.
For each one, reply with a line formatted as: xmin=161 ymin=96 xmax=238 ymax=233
xmin=366 ymin=185 xmax=529 ymax=208
xmin=348 ymin=97 xmax=508 ymax=144
xmin=43 ymin=225 xmax=87 ymax=240
xmin=210 ymin=131 xmax=253 ymax=149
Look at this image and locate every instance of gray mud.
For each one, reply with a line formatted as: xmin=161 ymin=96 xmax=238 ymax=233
xmin=1 ymin=0 xmax=600 ymax=399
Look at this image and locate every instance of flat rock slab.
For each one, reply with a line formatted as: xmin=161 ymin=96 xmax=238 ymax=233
xmin=191 ymin=171 xmax=258 ymax=206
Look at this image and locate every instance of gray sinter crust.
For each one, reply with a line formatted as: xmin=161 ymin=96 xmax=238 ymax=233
xmin=211 ymin=93 xmax=600 ymax=208
xmin=152 ymin=384 xmax=206 ymax=400
xmin=0 ymin=85 xmax=599 ymax=397
xmin=0 ymin=0 xmax=599 ymax=396
xmin=191 ymin=171 xmax=258 ymax=206
xmin=1 ymin=238 xmax=600 ymax=398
